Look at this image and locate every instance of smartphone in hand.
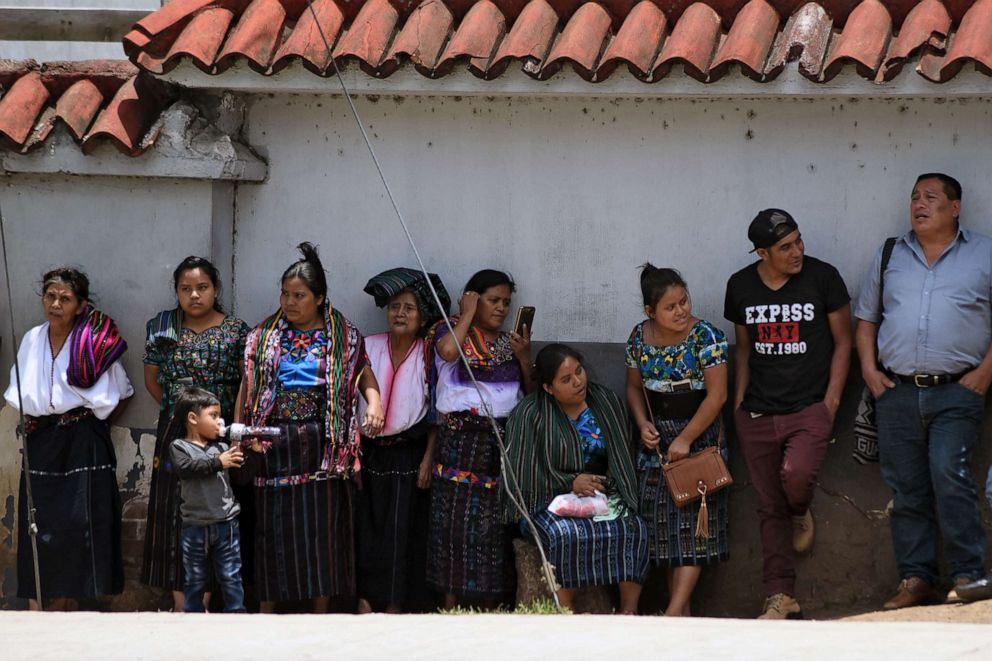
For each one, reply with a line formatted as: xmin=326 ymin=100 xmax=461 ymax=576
xmin=514 ymin=306 xmax=535 ymax=336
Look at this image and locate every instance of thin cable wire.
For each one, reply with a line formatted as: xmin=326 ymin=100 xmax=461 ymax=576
xmin=303 ymin=0 xmax=563 ymax=609
xmin=0 ymin=205 xmax=44 ymax=609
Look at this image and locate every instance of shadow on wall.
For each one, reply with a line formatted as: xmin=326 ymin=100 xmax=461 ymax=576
xmin=1 ymin=348 xmax=990 ymax=615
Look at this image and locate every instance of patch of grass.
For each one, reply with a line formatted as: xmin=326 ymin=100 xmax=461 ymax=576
xmin=438 ymin=598 xmax=570 ymax=615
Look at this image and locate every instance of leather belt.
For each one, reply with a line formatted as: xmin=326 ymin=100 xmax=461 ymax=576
xmin=891 ymin=371 xmax=968 ymax=388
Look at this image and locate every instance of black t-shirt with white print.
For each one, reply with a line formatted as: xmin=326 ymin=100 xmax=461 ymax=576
xmin=724 ymin=256 xmax=850 ymax=415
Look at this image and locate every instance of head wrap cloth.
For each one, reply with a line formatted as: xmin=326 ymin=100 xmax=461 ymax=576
xmin=363 ymin=268 xmax=451 ymax=328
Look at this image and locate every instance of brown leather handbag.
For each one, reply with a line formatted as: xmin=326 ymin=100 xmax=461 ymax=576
xmin=662 ymin=446 xmax=733 ymax=506
xmin=643 ymin=386 xmax=733 ymax=538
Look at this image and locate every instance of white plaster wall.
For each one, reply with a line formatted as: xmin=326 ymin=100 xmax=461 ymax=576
xmin=236 ymin=94 xmax=992 ymax=341
xmin=0 ymin=174 xmax=213 ymax=429
xmin=0 ymin=0 xmax=160 ymax=61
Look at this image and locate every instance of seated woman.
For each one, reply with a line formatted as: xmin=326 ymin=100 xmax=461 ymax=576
xmin=236 ymin=242 xmax=384 ymax=613
xmin=505 ymin=344 xmax=648 ymax=613
xmin=625 ymin=264 xmax=730 ymax=617
xmin=428 ymin=269 xmax=532 ymax=608
xmin=355 ymin=267 xmax=451 ymax=614
xmin=5 ymin=267 xmax=133 ymax=610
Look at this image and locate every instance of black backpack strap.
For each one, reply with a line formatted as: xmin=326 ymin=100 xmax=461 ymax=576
xmin=874 ymin=237 xmax=897 ymax=369
xmin=878 ymin=237 xmax=897 ymax=315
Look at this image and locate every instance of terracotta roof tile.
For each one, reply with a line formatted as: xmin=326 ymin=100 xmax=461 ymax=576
xmin=333 ymin=0 xmax=400 ymax=72
xmin=598 ymin=1 xmax=668 ymax=79
xmin=54 ymin=79 xmax=105 ymax=140
xmin=655 ymin=3 xmax=723 ymax=81
xmin=0 ymin=72 xmax=50 ymax=147
xmin=764 ymin=2 xmax=832 ymax=79
xmin=216 ymin=0 xmax=288 ymax=72
xmin=936 ymin=0 xmax=992 ymax=80
xmin=162 ymin=7 xmax=237 ymax=74
xmin=490 ymin=0 xmax=558 ymax=76
xmin=823 ymin=0 xmax=893 ymax=80
xmin=436 ymin=0 xmax=507 ymax=76
xmin=543 ymin=2 xmax=614 ymax=79
xmin=272 ymin=0 xmax=346 ymax=74
xmin=0 ymin=60 xmax=172 ymax=156
xmin=882 ymin=0 xmax=950 ymax=80
xmin=709 ymin=0 xmax=780 ymax=80
xmin=121 ymin=0 xmax=992 ymax=85
xmin=381 ymin=0 xmax=454 ymax=76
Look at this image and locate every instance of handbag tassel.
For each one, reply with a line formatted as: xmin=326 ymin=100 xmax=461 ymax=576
xmin=695 ymin=482 xmax=709 ymax=539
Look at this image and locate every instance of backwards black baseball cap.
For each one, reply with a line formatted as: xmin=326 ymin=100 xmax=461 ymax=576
xmin=748 ymin=208 xmax=799 ymax=252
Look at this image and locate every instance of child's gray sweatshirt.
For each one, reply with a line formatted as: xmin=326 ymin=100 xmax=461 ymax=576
xmin=170 ymin=439 xmax=241 ymax=526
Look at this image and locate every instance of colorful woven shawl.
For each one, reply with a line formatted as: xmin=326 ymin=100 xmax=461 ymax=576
xmin=430 ymin=315 xmax=497 ymax=369
xmin=241 ymin=303 xmax=367 ymax=477
xmin=144 ymin=307 xmax=183 ymax=355
xmin=502 ymin=383 xmax=640 ymax=522
xmin=66 ymin=303 xmax=128 ymax=388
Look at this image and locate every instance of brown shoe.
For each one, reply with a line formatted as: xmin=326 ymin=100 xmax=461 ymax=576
xmin=946 ymin=576 xmax=974 ymax=604
xmin=792 ymin=509 xmax=814 ymax=554
xmin=883 ymin=577 xmax=940 ymax=610
xmin=757 ymin=593 xmax=803 ymax=620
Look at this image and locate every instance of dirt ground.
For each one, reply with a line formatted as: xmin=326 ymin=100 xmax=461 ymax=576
xmin=839 ymin=599 xmax=992 ymax=624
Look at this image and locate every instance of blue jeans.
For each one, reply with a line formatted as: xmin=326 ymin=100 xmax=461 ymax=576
xmin=986 ymin=464 xmax=992 ymax=509
xmin=181 ymin=519 xmax=246 ymax=613
xmin=876 ymin=382 xmax=987 ymax=584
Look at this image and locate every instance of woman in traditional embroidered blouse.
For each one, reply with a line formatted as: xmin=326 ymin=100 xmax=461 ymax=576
xmin=236 ymin=242 xmax=384 ymax=614
xmin=4 ymin=267 xmax=133 ymax=610
xmin=624 ymin=264 xmax=730 ymax=617
xmin=355 ymin=267 xmax=451 ymax=613
xmin=140 ymin=256 xmax=249 ymax=611
xmin=427 ymin=269 xmax=533 ymax=608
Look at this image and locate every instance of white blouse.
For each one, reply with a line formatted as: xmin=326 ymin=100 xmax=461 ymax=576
xmin=359 ymin=333 xmax=429 ymax=437
xmin=4 ymin=323 xmax=134 ymax=420
xmin=434 ymin=353 xmax=522 ymax=419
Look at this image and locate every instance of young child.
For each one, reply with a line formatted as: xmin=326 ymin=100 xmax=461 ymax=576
xmin=169 ymin=387 xmax=247 ymax=613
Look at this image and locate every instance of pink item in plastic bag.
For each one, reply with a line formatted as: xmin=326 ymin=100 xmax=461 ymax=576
xmin=547 ymin=491 xmax=609 ymax=518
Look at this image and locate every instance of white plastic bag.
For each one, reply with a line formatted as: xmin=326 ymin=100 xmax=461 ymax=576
xmin=547 ymin=491 xmax=609 ymax=518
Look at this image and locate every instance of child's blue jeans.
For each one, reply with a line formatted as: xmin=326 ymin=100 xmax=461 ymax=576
xmin=181 ymin=519 xmax=246 ymax=612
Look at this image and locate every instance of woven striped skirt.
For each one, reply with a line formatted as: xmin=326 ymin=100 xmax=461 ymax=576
xmin=637 ymin=416 xmax=730 ymax=566
xmin=354 ymin=425 xmax=430 ymax=606
xmin=140 ymin=410 xmax=184 ymax=591
xmin=427 ymin=413 xmax=514 ymax=597
xmin=528 ymin=509 xmax=649 ymax=589
xmin=252 ymin=421 xmax=354 ymax=602
xmin=18 ymin=412 xmax=123 ymax=599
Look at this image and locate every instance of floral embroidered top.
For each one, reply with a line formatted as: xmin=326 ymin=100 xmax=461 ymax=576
xmin=625 ymin=319 xmax=728 ymax=392
xmin=571 ymin=408 xmax=607 ymax=475
xmin=277 ymin=328 xmax=329 ymax=389
xmin=144 ymin=316 xmax=249 ymax=422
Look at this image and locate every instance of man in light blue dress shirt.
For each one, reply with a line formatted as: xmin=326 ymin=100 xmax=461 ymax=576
xmin=854 ymin=173 xmax=991 ymax=609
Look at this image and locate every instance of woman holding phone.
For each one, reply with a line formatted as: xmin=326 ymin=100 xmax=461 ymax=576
xmin=427 ymin=269 xmax=533 ymax=607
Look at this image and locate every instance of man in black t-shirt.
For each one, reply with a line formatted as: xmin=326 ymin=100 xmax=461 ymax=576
xmin=724 ymin=209 xmax=852 ymax=620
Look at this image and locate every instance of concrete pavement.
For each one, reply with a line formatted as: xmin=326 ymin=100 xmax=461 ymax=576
xmin=2 ymin=612 xmax=990 ymax=660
